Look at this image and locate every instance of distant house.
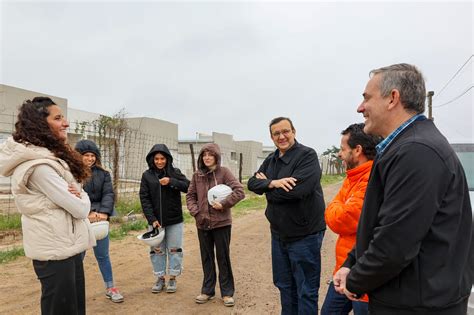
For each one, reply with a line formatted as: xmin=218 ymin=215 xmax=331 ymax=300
xmin=178 ymin=132 xmax=239 ymax=179
xmin=178 ymin=133 xmax=273 ymax=179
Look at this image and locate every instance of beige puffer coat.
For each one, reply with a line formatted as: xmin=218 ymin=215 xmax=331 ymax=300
xmin=0 ymin=137 xmax=95 ymax=261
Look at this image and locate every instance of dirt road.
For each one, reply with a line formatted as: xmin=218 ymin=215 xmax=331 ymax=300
xmin=0 ymin=183 xmax=341 ymax=315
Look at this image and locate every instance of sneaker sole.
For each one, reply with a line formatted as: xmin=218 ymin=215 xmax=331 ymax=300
xmin=110 ymin=298 xmax=124 ymax=303
xmin=166 ymin=288 xmax=177 ymax=293
xmin=106 ymin=295 xmax=124 ymax=303
xmin=151 ymin=289 xmax=163 ymax=294
xmin=195 ymin=296 xmax=215 ymax=304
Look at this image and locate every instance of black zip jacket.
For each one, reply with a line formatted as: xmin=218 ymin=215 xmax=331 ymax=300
xmin=83 ymin=166 xmax=114 ymax=216
xmin=248 ymin=141 xmax=326 ymax=242
xmin=139 ymin=144 xmax=190 ymax=226
xmin=75 ymin=139 xmax=114 ymax=216
xmin=343 ymin=119 xmax=473 ymax=314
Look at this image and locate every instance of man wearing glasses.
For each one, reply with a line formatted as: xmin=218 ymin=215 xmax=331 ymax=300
xmin=248 ymin=117 xmax=326 ymax=315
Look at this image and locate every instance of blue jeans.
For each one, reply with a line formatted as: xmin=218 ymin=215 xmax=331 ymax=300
xmin=321 ymin=282 xmax=369 ymax=315
xmin=82 ymin=235 xmax=114 ymax=289
xmin=272 ymin=231 xmax=325 ymax=315
xmin=150 ymin=222 xmax=184 ymax=277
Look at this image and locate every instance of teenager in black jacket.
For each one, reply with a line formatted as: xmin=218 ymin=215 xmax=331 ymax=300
xmin=139 ymin=144 xmax=190 ymax=294
xmin=75 ymin=139 xmax=124 ymax=303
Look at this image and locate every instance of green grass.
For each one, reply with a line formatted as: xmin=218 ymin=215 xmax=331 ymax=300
xmin=233 ymin=190 xmax=266 ymax=215
xmin=114 ymin=198 xmax=142 ymax=217
xmin=0 ymin=214 xmax=22 ymax=230
xmin=181 ymin=175 xmax=345 ymax=224
xmin=321 ymin=174 xmax=346 ymax=187
xmin=0 ymin=247 xmax=24 ymax=264
xmin=109 ymin=219 xmax=148 ymax=240
xmin=183 ymin=210 xmax=193 ymax=224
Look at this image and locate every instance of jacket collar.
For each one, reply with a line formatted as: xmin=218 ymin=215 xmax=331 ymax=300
xmin=346 ymin=160 xmax=373 ymax=182
xmin=272 ymin=140 xmax=301 ymax=165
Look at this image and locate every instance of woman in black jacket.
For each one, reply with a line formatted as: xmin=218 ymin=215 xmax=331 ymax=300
xmin=139 ymin=144 xmax=190 ymax=294
xmin=75 ymin=139 xmax=124 ymax=303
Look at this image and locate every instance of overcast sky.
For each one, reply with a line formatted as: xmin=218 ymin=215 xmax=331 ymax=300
xmin=1 ymin=1 xmax=473 ymax=154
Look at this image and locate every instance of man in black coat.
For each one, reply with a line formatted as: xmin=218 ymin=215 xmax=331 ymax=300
xmin=248 ymin=117 xmax=326 ymax=315
xmin=334 ymin=64 xmax=473 ymax=315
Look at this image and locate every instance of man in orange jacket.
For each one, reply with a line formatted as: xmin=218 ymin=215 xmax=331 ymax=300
xmin=321 ymin=123 xmax=381 ymax=315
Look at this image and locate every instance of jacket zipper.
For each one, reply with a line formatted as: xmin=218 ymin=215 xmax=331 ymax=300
xmin=207 ymin=172 xmax=217 ymax=230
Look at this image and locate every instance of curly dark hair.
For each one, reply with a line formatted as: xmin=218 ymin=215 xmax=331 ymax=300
xmin=12 ymin=97 xmax=89 ymax=183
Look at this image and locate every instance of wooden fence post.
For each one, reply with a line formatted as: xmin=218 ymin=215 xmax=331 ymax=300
xmin=239 ymin=153 xmax=243 ymax=183
xmin=190 ymin=144 xmax=196 ymax=173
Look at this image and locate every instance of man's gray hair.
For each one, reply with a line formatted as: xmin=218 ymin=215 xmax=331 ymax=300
xmin=370 ymin=63 xmax=426 ymax=114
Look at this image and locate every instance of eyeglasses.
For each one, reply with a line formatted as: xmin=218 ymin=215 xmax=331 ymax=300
xmin=272 ymin=129 xmax=292 ymax=138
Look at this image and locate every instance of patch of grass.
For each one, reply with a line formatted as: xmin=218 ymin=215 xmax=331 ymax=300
xmin=183 ymin=210 xmax=193 ymax=224
xmin=0 ymin=214 xmax=22 ymax=231
xmin=109 ymin=219 xmax=148 ymax=240
xmin=0 ymin=247 xmax=24 ymax=264
xmin=182 ymin=176 xmax=346 ymax=223
xmin=233 ymin=190 xmax=266 ymax=216
xmin=321 ymin=174 xmax=345 ymax=187
xmin=115 ymin=198 xmax=143 ymax=217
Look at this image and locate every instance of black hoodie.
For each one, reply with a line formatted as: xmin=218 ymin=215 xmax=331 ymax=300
xmin=139 ymin=144 xmax=190 ymax=226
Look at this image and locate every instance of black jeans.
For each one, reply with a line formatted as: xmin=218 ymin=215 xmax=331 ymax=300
xmin=197 ymin=225 xmax=234 ymax=297
xmin=33 ymin=253 xmax=85 ymax=315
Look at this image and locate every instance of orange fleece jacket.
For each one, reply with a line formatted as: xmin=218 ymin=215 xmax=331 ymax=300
xmin=325 ymin=160 xmax=373 ymax=302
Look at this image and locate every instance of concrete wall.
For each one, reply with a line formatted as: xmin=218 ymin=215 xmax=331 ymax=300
xmin=0 ymin=85 xmax=273 ymax=208
xmin=256 ymin=145 xmax=275 ymax=171
xmin=124 ymin=117 xmax=179 ymax=180
xmin=178 ymin=133 xmax=269 ymax=179
xmin=67 ymin=112 xmax=180 ymax=181
xmin=235 ymin=140 xmax=262 ymax=177
xmin=177 ymin=132 xmax=239 ymax=178
xmin=67 ymin=108 xmax=103 ymax=146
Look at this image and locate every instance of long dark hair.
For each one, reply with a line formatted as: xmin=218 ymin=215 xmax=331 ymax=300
xmin=12 ymin=97 xmax=89 ymax=183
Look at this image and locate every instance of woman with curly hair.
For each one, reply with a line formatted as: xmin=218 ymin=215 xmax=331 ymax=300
xmin=0 ymin=97 xmax=95 ymax=315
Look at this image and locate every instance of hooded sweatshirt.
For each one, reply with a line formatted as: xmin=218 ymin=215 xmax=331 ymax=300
xmin=0 ymin=137 xmax=95 ymax=261
xmin=139 ymin=144 xmax=190 ymax=226
xmin=186 ymin=143 xmax=245 ymax=230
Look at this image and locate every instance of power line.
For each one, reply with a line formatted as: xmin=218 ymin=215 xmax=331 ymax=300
xmin=433 ymin=85 xmax=473 ymax=108
xmin=434 ymin=54 xmax=473 ymax=100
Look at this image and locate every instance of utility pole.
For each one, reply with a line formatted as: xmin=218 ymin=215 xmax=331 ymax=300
xmin=427 ymin=91 xmax=434 ymax=120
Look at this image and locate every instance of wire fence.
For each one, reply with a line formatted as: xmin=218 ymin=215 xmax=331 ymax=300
xmin=0 ymin=113 xmax=266 ymax=215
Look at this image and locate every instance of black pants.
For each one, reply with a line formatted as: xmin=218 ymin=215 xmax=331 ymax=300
xmin=197 ymin=225 xmax=234 ymax=297
xmin=33 ymin=253 xmax=85 ymax=315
